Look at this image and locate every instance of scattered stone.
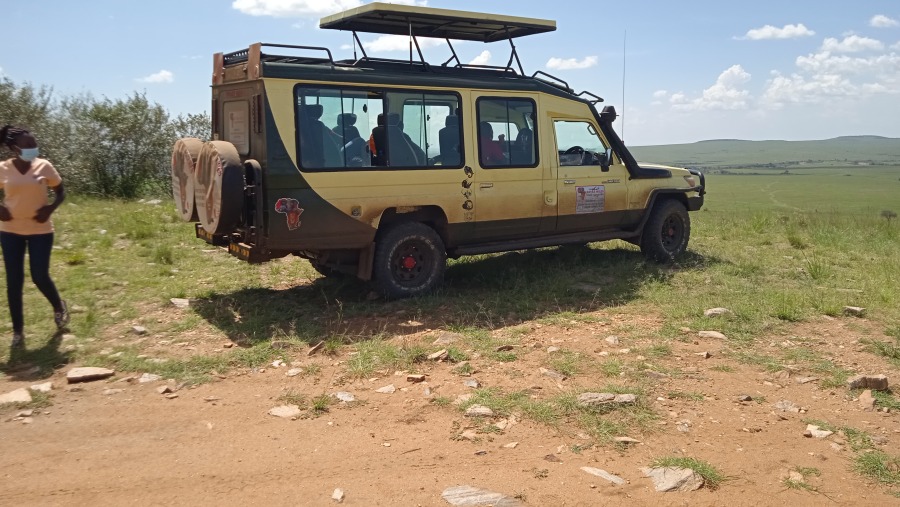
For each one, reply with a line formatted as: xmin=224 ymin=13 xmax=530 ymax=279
xmin=604 ymin=336 xmax=620 ymax=346
xmin=138 ymin=373 xmax=162 ymax=383
xmin=795 ymin=376 xmax=819 ymax=384
xmin=503 ymin=442 xmax=519 ymax=449
xmin=429 ymin=349 xmax=449 ymax=361
xmin=334 ymin=392 xmax=355 ymax=402
xmin=307 ymin=341 xmax=324 ymax=356
xmin=474 ymin=450 xmax=487 ymax=456
xmin=543 ymin=454 xmax=562 ymax=463
xmin=704 ymin=307 xmax=732 ymax=318
xmin=614 ymin=394 xmax=637 ymax=404
xmin=271 ymin=359 xmax=284 ymax=368
xmin=432 ymin=332 xmax=463 ymax=346
xmin=331 ymin=488 xmax=345 ymax=503
xmin=464 ymin=379 xmax=480 ymax=389
xmin=0 ymin=388 xmax=32 ymax=404
xmin=847 ymin=374 xmax=888 ymax=391
xmin=698 ymin=330 xmax=727 ymax=340
xmin=859 ymin=390 xmax=876 ymax=411
xmin=165 ymin=393 xmax=179 ymax=399
xmin=676 ymin=420 xmax=692 ymax=433
xmin=842 ymin=306 xmax=866 ymax=317
xmin=641 ymin=467 xmax=704 ymax=492
xmin=375 ymin=384 xmax=396 ymax=394
xmin=156 ymin=385 xmax=173 ymax=395
xmin=577 ymin=392 xmax=616 ymax=407
xmin=268 ymin=405 xmax=302 ymax=419
xmin=222 ymin=343 xmax=234 ymax=349
xmin=539 ymin=367 xmax=566 ymax=381
xmin=547 ymin=346 xmax=560 ymax=354
xmin=774 ymin=400 xmax=803 ymax=413
xmin=16 ymin=409 xmax=34 ymax=417
xmin=617 ymin=348 xmax=631 ymax=354
xmin=103 ymin=388 xmax=124 ymax=395
xmin=465 ymin=405 xmax=495 ymax=417
xmin=286 ymin=368 xmax=303 ymax=377
xmin=788 ymin=470 xmax=805 ymax=483
xmin=737 ymin=395 xmax=752 ymax=402
xmin=695 ymin=351 xmax=711 ymax=359
xmin=614 ymin=436 xmax=641 ymax=445
xmin=29 ymin=382 xmax=53 ymax=393
xmin=203 ymin=396 xmax=220 ymax=402
xmin=495 ymin=345 xmax=514 ymax=352
xmin=441 ymin=485 xmax=523 ymax=507
xmin=804 ymin=424 xmax=833 ymax=439
xmin=170 ymin=298 xmax=190 ymax=309
xmin=459 ymin=430 xmax=478 ymax=441
xmin=581 ymin=467 xmax=626 ymax=485
xmin=66 ymin=367 xmax=115 ymax=384
xmin=131 ymin=326 xmax=148 ymax=335
xmin=407 ymin=374 xmax=426 ymax=383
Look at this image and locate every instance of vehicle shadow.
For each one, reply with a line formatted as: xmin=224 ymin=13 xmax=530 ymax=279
xmin=190 ymin=246 xmax=724 ymax=347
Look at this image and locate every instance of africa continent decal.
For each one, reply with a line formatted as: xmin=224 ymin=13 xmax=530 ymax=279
xmin=275 ymin=198 xmax=304 ymax=230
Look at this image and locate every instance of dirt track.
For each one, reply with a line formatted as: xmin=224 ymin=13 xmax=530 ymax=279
xmin=2 ymin=313 xmax=899 ymax=506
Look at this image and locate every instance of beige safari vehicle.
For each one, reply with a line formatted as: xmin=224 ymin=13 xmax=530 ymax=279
xmin=170 ymin=3 xmax=705 ymax=298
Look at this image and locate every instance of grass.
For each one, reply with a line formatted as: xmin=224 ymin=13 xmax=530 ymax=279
xmin=649 ymin=456 xmax=725 ymax=490
xmin=855 ymin=452 xmax=900 ymax=493
xmin=782 ymin=466 xmax=821 ymax=492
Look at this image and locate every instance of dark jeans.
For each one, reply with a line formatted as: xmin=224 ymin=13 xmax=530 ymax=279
xmin=0 ymin=231 xmax=62 ymax=334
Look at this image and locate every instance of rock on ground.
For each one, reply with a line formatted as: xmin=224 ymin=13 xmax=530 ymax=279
xmin=441 ymin=485 xmax=524 ymax=507
xmin=581 ymin=467 xmax=626 ymax=485
xmin=704 ymin=307 xmax=732 ymax=317
xmin=67 ymin=367 xmax=115 ymax=383
xmin=268 ymin=405 xmax=302 ymax=419
xmin=698 ymin=330 xmax=727 ymax=340
xmin=29 ymin=382 xmax=53 ymax=393
xmin=465 ymin=405 xmax=495 ymax=417
xmin=859 ymin=389 xmax=876 ymax=411
xmin=375 ymin=384 xmax=396 ymax=394
xmin=641 ymin=467 xmax=704 ymax=492
xmin=847 ymin=374 xmax=888 ymax=391
xmin=805 ymin=424 xmax=834 ymax=439
xmin=0 ymin=388 xmax=32 ymax=404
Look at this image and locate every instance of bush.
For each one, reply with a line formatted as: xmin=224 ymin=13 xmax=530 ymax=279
xmin=0 ymin=77 xmax=210 ymax=199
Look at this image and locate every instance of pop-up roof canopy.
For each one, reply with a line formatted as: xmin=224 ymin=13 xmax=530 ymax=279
xmin=319 ymin=2 xmax=556 ymax=43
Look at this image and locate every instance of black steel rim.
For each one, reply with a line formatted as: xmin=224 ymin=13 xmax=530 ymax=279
xmin=661 ymin=214 xmax=684 ymax=251
xmin=391 ymin=239 xmax=431 ymax=287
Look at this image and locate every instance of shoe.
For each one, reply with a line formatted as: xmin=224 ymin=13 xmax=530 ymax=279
xmin=55 ymin=300 xmax=70 ymax=330
xmin=11 ymin=332 xmax=24 ymax=348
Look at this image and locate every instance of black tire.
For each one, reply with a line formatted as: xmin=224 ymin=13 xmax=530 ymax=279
xmin=373 ymin=223 xmax=447 ymax=299
xmin=640 ymin=199 xmax=691 ymax=263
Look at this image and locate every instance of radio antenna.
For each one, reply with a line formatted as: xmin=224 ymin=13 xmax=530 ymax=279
xmin=621 ymin=29 xmax=626 ymax=142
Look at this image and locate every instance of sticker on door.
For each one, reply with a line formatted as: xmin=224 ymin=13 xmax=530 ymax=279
xmin=575 ymin=185 xmax=605 ymax=214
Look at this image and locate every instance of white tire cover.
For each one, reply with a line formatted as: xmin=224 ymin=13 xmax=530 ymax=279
xmin=193 ymin=140 xmax=244 ymax=235
xmin=170 ymin=138 xmax=203 ymax=221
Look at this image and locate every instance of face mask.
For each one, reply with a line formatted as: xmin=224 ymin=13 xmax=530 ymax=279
xmin=18 ymin=147 xmax=39 ymax=162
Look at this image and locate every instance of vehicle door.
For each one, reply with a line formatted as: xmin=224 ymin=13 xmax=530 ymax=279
xmin=471 ymin=96 xmax=545 ymax=241
xmin=553 ymin=119 xmax=629 ymax=233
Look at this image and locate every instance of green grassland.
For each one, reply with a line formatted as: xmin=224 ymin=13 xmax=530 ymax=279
xmin=631 ymin=135 xmax=900 ymax=169
xmin=0 ymin=161 xmax=898 ymax=381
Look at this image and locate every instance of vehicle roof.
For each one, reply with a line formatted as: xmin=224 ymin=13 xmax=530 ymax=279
xmin=319 ymin=2 xmax=556 ymax=43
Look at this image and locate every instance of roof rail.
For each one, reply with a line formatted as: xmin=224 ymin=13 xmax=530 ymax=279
xmin=576 ymin=90 xmax=604 ymax=104
xmin=531 ymin=71 xmax=572 ymax=92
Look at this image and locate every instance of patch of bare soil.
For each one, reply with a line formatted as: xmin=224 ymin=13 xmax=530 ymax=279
xmin=2 ymin=312 xmax=899 ymax=506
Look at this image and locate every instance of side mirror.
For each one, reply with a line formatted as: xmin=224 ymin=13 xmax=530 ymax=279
xmin=600 ymin=148 xmax=612 ymax=172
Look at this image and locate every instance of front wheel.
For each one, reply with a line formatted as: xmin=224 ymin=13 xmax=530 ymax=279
xmin=373 ymin=223 xmax=447 ymax=299
xmin=640 ymin=200 xmax=691 ymax=263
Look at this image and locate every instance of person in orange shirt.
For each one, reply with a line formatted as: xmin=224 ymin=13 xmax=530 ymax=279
xmin=0 ymin=125 xmax=69 ymax=349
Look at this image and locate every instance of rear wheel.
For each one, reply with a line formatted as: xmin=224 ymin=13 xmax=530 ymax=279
xmin=640 ymin=199 xmax=690 ymax=263
xmin=373 ymin=223 xmax=446 ymax=299
xmin=193 ymin=141 xmax=245 ymax=235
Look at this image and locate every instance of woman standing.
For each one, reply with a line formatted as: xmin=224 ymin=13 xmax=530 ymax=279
xmin=0 ymin=125 xmax=68 ymax=348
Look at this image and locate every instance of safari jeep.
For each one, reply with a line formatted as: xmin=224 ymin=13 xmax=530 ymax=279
xmin=170 ymin=3 xmax=705 ymax=298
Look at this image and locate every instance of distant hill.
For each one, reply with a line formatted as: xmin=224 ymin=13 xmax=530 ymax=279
xmin=629 ymin=136 xmax=900 ymax=169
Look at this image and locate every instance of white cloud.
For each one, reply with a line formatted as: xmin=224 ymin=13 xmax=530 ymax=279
xmin=546 ymin=56 xmax=598 ymax=70
xmin=652 ymin=90 xmax=668 ymax=99
xmin=893 ymin=41 xmax=900 ymax=50
xmin=796 ymin=51 xmax=900 ymax=75
xmin=870 ymin=14 xmax=899 ymax=28
xmin=469 ymin=50 xmax=491 ymax=66
xmin=363 ymin=34 xmax=444 ymax=53
xmin=136 ymin=70 xmax=174 ymax=83
xmin=761 ymin=72 xmax=858 ymax=109
xmin=671 ymin=65 xmax=752 ymax=111
xmin=821 ymin=35 xmax=884 ymax=53
xmin=737 ymin=23 xmax=815 ymax=40
xmin=232 ymin=0 xmax=425 ymax=18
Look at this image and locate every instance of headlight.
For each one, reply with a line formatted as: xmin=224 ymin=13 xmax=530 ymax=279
xmin=683 ymin=175 xmax=697 ymax=187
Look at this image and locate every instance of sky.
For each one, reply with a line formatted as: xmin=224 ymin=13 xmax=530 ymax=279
xmin=3 ymin=0 xmax=899 ymax=146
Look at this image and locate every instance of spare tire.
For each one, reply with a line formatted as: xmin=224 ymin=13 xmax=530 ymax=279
xmin=171 ymin=138 xmax=203 ymax=221
xmin=193 ymin=140 xmax=245 ymax=235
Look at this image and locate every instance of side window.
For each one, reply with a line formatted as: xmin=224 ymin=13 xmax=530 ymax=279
xmin=476 ymin=98 xmax=537 ymax=168
xmin=381 ymin=91 xmax=460 ymax=168
xmin=553 ymin=120 xmax=607 ymax=167
xmin=295 ymin=87 xmax=381 ymax=170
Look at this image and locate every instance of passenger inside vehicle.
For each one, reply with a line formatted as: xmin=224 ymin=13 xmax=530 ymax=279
xmin=479 ymin=121 xmax=505 ymax=165
xmin=333 ymin=113 xmax=368 ymax=166
xmin=439 ymin=115 xmax=460 ymax=166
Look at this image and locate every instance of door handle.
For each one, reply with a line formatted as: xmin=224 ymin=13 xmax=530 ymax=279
xmin=563 ymin=179 xmax=576 ymax=185
xmin=479 ymin=183 xmax=493 ymax=189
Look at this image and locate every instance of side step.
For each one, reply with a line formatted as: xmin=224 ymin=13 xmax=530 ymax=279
xmin=452 ymin=228 xmax=638 ymax=256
